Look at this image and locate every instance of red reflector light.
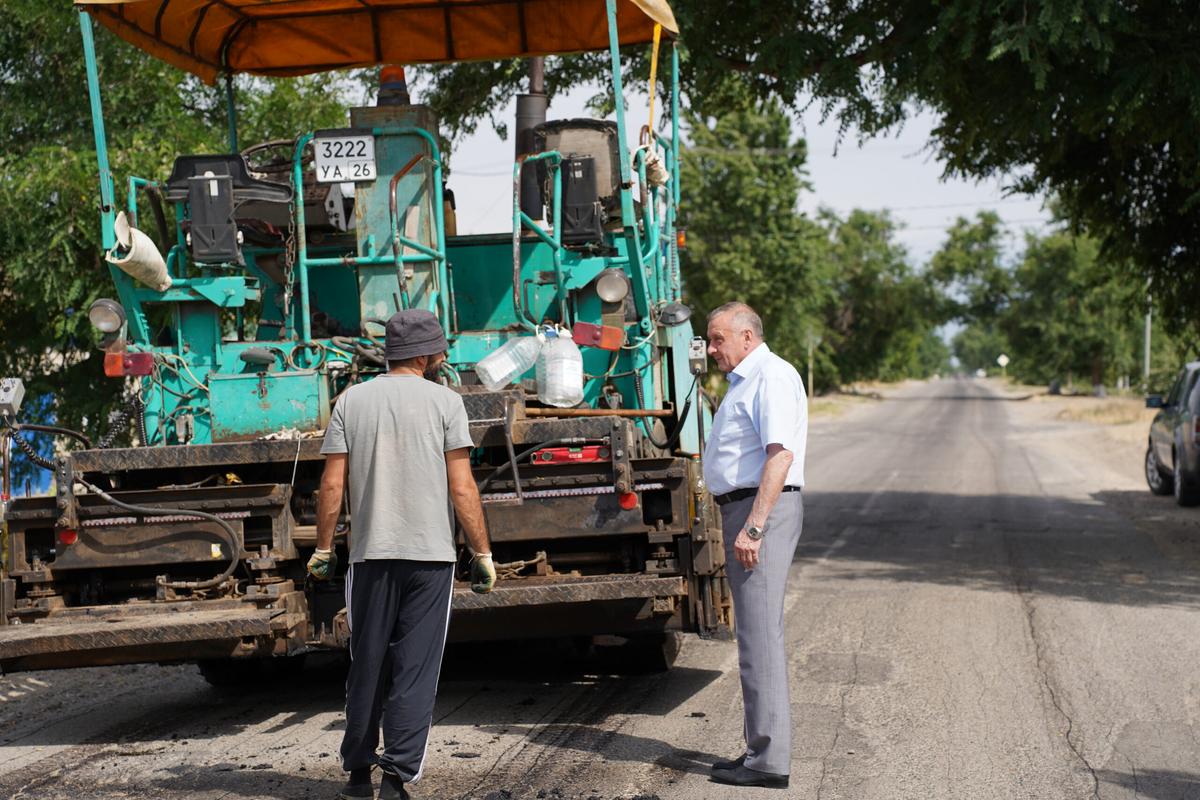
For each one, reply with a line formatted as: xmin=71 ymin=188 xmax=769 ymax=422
xmin=58 ymin=529 xmax=78 ymax=546
xmin=618 ymin=492 xmax=639 ymax=510
xmin=675 ymin=228 xmax=687 ymax=250
xmin=571 ymin=322 xmax=624 ymax=351
xmin=535 ymin=446 xmax=611 ymax=464
xmin=104 ymin=351 xmax=154 ymax=377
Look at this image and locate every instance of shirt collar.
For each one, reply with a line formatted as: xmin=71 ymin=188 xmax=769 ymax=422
xmin=729 ymin=342 xmax=771 ymax=384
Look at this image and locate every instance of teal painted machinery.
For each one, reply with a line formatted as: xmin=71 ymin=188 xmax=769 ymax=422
xmin=0 ymin=0 xmax=731 ymax=675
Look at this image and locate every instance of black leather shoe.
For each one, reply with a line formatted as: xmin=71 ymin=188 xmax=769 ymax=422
xmin=710 ymin=764 xmax=790 ymax=789
xmin=338 ymin=767 xmax=374 ymax=799
xmin=378 ymin=770 xmax=409 ymax=800
xmin=711 ymin=753 xmax=747 ymax=773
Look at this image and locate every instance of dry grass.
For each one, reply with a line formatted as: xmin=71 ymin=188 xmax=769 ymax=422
xmin=810 ymin=392 xmax=882 ymax=418
xmin=1053 ymin=397 xmax=1157 ymax=427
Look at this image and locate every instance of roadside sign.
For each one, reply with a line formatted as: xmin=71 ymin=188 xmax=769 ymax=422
xmin=997 ymin=354 xmax=1010 ymax=367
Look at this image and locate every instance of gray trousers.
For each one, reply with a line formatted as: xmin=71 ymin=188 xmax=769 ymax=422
xmin=341 ymin=559 xmax=454 ymax=782
xmin=720 ymin=491 xmax=803 ymax=775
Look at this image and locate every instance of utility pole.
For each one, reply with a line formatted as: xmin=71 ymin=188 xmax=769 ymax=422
xmin=806 ymin=327 xmax=820 ymax=395
xmin=1144 ymin=282 xmax=1152 ymax=389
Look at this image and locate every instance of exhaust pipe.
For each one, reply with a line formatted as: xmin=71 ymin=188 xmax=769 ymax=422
xmin=515 ymin=58 xmax=548 ymax=220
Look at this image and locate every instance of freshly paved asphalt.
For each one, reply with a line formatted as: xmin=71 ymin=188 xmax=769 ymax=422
xmin=2 ymin=377 xmax=1198 ymax=799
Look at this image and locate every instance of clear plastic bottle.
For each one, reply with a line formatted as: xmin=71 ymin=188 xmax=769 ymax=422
xmin=537 ymin=327 xmax=584 ymax=407
xmin=475 ymin=335 xmax=541 ymax=391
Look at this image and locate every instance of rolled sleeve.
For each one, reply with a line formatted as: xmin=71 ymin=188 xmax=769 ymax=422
xmin=756 ymin=374 xmax=802 ymax=454
xmin=444 ymin=396 xmax=474 ymax=451
xmin=320 ymin=397 xmax=348 ymax=454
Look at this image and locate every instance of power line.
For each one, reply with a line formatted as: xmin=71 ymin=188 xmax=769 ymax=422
xmin=903 ymin=217 xmax=1051 ymax=232
xmin=879 ymin=198 xmax=1044 ymax=213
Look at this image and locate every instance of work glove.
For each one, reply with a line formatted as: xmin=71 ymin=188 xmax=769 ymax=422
xmin=307 ymin=547 xmax=337 ymax=580
xmin=470 ymin=553 xmax=496 ymax=594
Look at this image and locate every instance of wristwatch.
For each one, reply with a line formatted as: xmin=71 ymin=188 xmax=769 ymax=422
xmin=745 ymin=524 xmax=766 ymax=541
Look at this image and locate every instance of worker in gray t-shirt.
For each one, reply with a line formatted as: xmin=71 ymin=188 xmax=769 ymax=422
xmin=308 ymin=309 xmax=494 ymax=800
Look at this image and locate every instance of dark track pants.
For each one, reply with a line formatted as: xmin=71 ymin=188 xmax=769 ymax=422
xmin=340 ymin=559 xmax=454 ymax=782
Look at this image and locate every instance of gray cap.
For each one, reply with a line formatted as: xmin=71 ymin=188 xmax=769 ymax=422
xmin=384 ymin=309 xmax=448 ymax=361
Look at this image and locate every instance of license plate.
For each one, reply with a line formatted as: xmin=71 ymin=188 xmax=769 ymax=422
xmin=313 ymin=134 xmax=376 ymax=183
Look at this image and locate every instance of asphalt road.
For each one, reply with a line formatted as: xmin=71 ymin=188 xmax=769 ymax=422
xmin=2 ymin=377 xmax=1199 ymax=800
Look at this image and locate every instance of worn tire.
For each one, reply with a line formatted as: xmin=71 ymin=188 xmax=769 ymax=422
xmin=1174 ymin=459 xmax=1200 ymax=507
xmin=1146 ymin=444 xmax=1172 ymax=496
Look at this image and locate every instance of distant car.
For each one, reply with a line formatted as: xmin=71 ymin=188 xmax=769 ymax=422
xmin=1145 ymin=361 xmax=1200 ymax=505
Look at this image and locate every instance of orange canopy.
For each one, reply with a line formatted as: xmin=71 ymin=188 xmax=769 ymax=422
xmin=77 ymin=0 xmax=678 ymax=84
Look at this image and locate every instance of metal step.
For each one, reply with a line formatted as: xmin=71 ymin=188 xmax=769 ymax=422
xmin=0 ymin=606 xmax=272 ymax=661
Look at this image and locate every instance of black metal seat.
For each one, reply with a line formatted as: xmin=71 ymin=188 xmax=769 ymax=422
xmin=163 ymin=155 xmax=292 ymax=204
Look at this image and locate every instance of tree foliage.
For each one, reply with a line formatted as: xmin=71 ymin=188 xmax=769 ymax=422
xmin=680 ymin=106 xmax=948 ymax=391
xmin=942 ymin=213 xmax=1194 ymax=389
xmin=679 ymin=105 xmax=827 ymax=371
xmin=419 ymin=1 xmax=1200 ymax=333
xmin=818 ymin=210 xmax=947 ymax=383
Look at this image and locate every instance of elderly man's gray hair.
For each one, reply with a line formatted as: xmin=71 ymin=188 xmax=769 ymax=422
xmin=707 ymin=301 xmax=764 ymax=340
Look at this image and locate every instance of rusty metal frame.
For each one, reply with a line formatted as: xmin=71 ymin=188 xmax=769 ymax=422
xmin=451 ymin=574 xmax=685 ymax=610
xmin=0 ymin=604 xmax=272 ymax=661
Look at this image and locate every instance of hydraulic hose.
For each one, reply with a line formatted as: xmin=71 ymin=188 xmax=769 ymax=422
xmin=97 ymin=397 xmax=146 ymax=449
xmin=630 ymin=372 xmax=699 ymax=453
xmin=12 ymin=432 xmax=54 ymax=470
xmin=75 ymin=476 xmax=241 ymax=592
xmin=12 ymin=423 xmax=92 ymax=449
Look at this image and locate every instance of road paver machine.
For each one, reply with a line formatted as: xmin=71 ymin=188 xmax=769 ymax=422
xmin=0 ymin=0 xmax=731 ymax=677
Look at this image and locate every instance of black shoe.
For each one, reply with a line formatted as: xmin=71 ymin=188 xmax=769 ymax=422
xmin=338 ymin=767 xmax=374 ymax=799
xmin=378 ymin=771 xmax=409 ymax=800
xmin=710 ymin=764 xmax=790 ymax=789
xmin=711 ymin=753 xmax=747 ymax=773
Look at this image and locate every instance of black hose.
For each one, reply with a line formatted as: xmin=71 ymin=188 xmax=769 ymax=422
xmin=632 ymin=370 xmax=673 ymax=449
xmin=75 ymin=476 xmax=241 ymax=592
xmin=135 ymin=396 xmax=148 ymax=445
xmin=97 ymin=397 xmax=145 ymax=449
xmin=332 ymin=336 xmax=385 ymax=367
xmin=12 ymin=432 xmax=54 ymax=470
xmin=631 ymin=372 xmax=699 ymax=453
xmin=12 ymin=423 xmax=92 ymax=449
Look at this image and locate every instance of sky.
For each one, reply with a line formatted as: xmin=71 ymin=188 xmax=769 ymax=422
xmin=435 ymin=84 xmax=1054 ymax=266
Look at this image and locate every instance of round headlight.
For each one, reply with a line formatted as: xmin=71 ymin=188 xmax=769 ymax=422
xmin=595 ymin=269 xmax=629 ymax=304
xmin=88 ymin=298 xmax=126 ymax=334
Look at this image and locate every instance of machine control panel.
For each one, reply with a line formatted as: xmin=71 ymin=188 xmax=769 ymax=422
xmin=688 ymin=337 xmax=707 ymax=375
xmin=0 ymin=377 xmax=24 ymax=419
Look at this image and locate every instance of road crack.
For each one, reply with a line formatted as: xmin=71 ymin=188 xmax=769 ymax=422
xmin=1003 ymin=520 xmax=1102 ymax=800
xmin=815 ymin=628 xmax=865 ymax=800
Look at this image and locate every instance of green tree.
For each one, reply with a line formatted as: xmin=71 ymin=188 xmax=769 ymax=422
xmin=928 ymin=212 xmax=1012 ymax=325
xmin=818 ymin=209 xmax=944 ymax=384
xmin=1000 ymin=231 xmax=1139 ymax=387
xmin=678 ymin=104 xmax=831 ymax=385
xmin=423 ymin=2 xmax=1200 ymax=334
xmin=0 ymin=4 xmax=349 ymax=481
xmin=952 ymin=324 xmax=1009 ymax=374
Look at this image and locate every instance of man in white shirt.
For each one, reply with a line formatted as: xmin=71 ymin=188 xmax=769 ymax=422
xmin=702 ymin=301 xmax=807 ymax=789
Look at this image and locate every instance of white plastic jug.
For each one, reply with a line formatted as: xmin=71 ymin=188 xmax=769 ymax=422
xmin=475 ymin=335 xmax=541 ymax=391
xmin=537 ymin=328 xmax=584 ymax=407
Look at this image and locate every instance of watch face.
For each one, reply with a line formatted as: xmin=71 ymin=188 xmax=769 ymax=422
xmin=747 ymin=526 xmax=764 ymax=540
